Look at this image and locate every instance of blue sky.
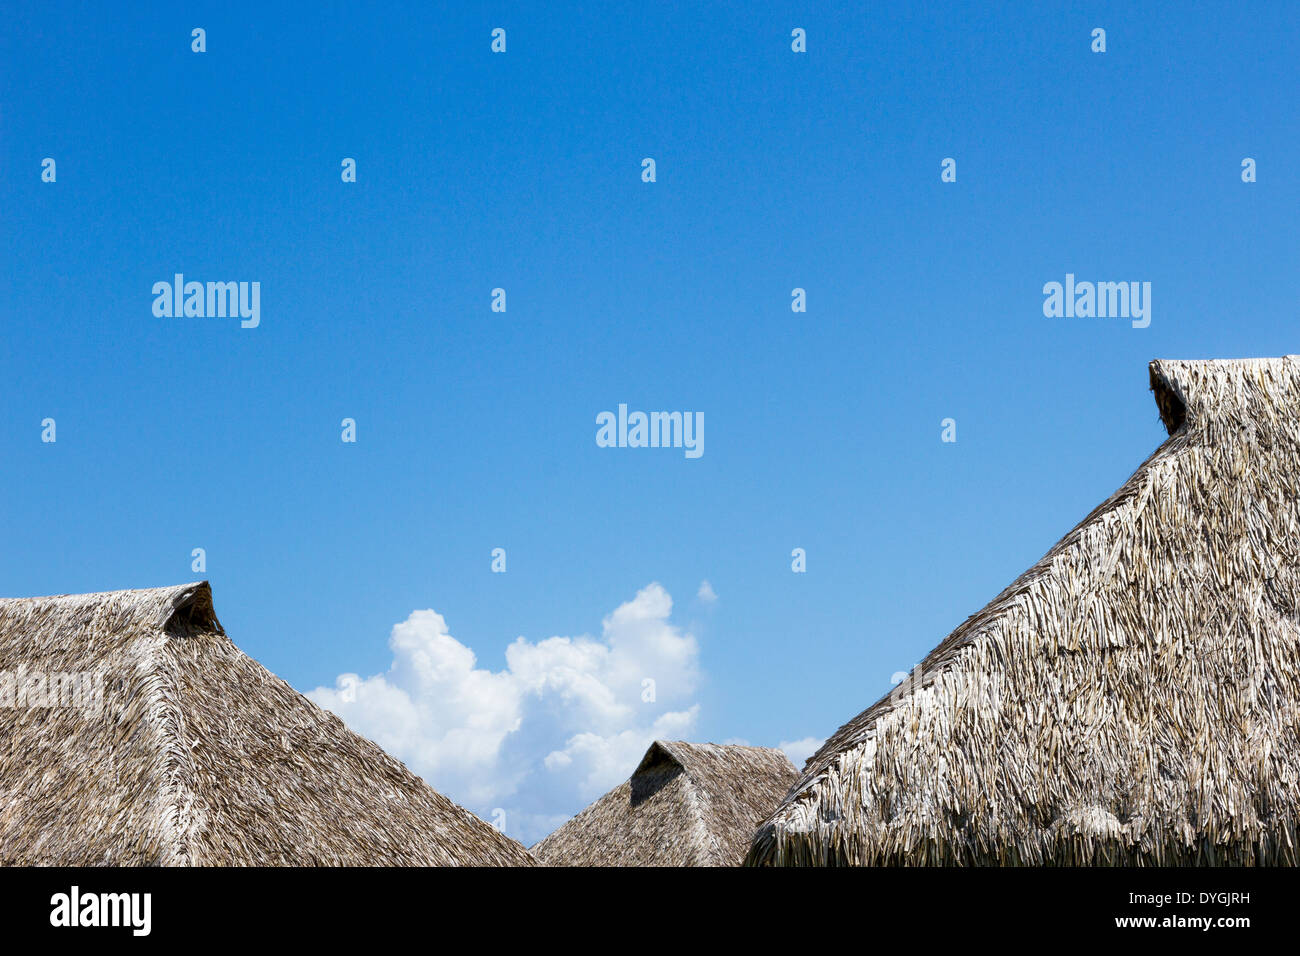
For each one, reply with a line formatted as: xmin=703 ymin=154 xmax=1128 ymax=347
xmin=2 ymin=2 xmax=1296 ymax=843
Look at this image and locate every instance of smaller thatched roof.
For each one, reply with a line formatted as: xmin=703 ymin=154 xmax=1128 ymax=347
xmin=0 ymin=582 xmax=536 ymax=866
xmin=532 ymin=740 xmax=798 ymax=866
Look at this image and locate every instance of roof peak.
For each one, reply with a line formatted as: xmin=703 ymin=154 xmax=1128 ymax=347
xmin=535 ymin=740 xmax=798 ymax=865
xmin=0 ymin=580 xmax=208 ymax=602
xmin=632 ymin=739 xmax=789 ymax=776
xmin=0 ymin=581 xmax=218 ymax=635
xmin=1149 ymin=355 xmax=1300 ymax=435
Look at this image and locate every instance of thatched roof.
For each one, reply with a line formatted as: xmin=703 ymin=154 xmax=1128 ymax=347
xmin=533 ymin=741 xmax=798 ymax=866
xmin=0 ymin=582 xmax=535 ymax=866
xmin=750 ymin=357 xmax=1300 ymax=866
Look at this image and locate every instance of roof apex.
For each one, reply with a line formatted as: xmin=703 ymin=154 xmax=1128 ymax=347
xmin=1149 ymin=355 xmax=1300 ymax=435
xmin=0 ymin=581 xmax=219 ymax=636
xmin=632 ymin=740 xmax=689 ymax=775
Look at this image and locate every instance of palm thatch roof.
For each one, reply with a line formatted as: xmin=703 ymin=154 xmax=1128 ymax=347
xmin=0 ymin=582 xmax=535 ymax=866
xmin=533 ymin=740 xmax=798 ymax=866
xmin=749 ymin=356 xmax=1300 ymax=866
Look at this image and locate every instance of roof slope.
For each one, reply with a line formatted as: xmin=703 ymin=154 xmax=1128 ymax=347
xmin=0 ymin=582 xmax=535 ymax=866
xmin=749 ymin=357 xmax=1300 ymax=866
xmin=534 ymin=741 xmax=798 ymax=866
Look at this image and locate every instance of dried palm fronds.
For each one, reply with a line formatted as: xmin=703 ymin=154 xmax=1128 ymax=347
xmin=535 ymin=741 xmax=797 ymax=866
xmin=0 ymin=582 xmax=535 ymax=866
xmin=749 ymin=357 xmax=1300 ymax=866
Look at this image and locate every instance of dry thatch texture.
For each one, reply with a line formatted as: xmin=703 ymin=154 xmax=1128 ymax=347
xmin=0 ymin=582 xmax=535 ymax=866
xmin=749 ymin=357 xmax=1300 ymax=866
xmin=533 ymin=741 xmax=798 ymax=866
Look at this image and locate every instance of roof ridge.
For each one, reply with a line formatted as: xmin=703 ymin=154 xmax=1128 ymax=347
xmin=644 ymin=741 xmax=794 ymax=865
xmin=136 ymin=584 xmax=220 ymax=864
xmin=103 ymin=582 xmax=219 ymax=864
xmin=0 ymin=580 xmax=207 ymax=611
xmin=642 ymin=739 xmax=789 ymax=769
xmin=676 ymin=766 xmax=726 ymax=864
xmin=137 ymin=628 xmax=205 ymax=865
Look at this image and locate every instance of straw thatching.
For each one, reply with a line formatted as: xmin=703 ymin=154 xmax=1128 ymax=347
xmin=533 ymin=741 xmax=798 ymax=866
xmin=0 ymin=582 xmax=535 ymax=866
xmin=749 ymin=356 xmax=1300 ymax=866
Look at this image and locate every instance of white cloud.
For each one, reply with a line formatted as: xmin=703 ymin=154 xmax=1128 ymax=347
xmin=307 ymin=583 xmax=702 ymax=846
xmin=778 ymin=736 xmax=824 ymax=770
xmin=696 ymin=579 xmax=718 ymax=604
